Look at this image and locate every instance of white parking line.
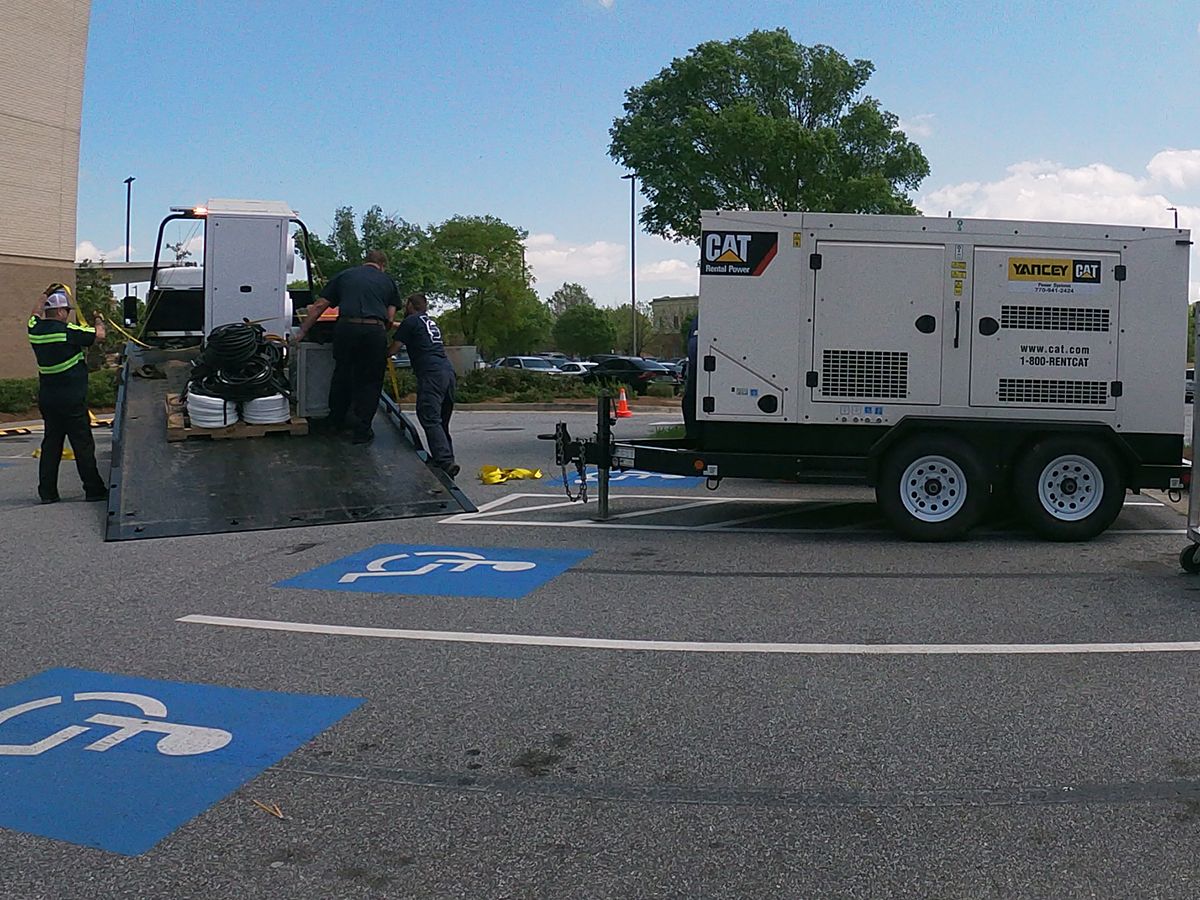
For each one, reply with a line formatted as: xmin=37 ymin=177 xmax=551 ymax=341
xmin=179 ymin=614 xmax=1200 ymax=656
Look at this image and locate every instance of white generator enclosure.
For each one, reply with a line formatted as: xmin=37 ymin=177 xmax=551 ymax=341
xmin=202 ymin=199 xmax=293 ymax=336
xmin=697 ymin=211 xmax=1189 ymax=440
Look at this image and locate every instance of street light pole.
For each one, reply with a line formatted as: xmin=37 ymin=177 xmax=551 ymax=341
xmin=123 ymin=176 xmax=135 ymax=300
xmin=621 ymin=173 xmax=637 ymax=356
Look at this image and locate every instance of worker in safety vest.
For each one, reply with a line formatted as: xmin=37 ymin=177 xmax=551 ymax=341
xmin=27 ymin=284 xmax=107 ymax=504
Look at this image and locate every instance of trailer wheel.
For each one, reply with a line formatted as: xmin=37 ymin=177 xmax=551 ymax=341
xmin=1180 ymin=544 xmax=1200 ymax=574
xmin=877 ymin=437 xmax=988 ymax=541
xmin=1012 ymin=437 xmax=1124 ymax=541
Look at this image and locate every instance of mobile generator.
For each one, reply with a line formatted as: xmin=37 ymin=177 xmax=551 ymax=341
xmin=551 ymin=211 xmax=1191 ymax=541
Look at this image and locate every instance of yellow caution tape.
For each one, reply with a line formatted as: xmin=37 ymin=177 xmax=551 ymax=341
xmin=33 ymin=447 xmax=75 ymax=460
xmin=479 ymin=465 xmax=543 ymax=485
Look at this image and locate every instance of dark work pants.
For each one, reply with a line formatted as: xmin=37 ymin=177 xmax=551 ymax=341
xmin=329 ymin=323 xmax=388 ymax=437
xmin=416 ymin=366 xmax=456 ymax=468
xmin=682 ymin=367 xmax=698 ymax=439
xmin=39 ymin=398 xmax=105 ymax=501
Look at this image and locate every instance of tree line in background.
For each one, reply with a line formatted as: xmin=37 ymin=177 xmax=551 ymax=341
xmin=294 ymin=206 xmax=654 ymax=359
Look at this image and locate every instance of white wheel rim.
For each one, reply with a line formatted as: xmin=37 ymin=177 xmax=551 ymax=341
xmin=900 ymin=455 xmax=968 ymax=522
xmin=1037 ymin=454 xmax=1104 ymax=521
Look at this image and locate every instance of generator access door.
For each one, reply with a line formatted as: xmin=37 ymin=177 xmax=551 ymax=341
xmin=969 ymin=248 xmax=1120 ymax=410
xmin=811 ymin=241 xmax=944 ymax=406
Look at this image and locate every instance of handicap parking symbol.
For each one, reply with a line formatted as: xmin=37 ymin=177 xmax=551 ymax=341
xmin=279 ymin=543 xmax=593 ymax=599
xmin=0 ymin=668 xmax=362 ymax=855
xmin=573 ymin=466 xmax=703 ymax=488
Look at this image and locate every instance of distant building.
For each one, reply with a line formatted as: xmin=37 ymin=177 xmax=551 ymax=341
xmin=647 ymin=294 xmax=698 ymax=358
xmin=0 ymin=1 xmax=92 ymax=377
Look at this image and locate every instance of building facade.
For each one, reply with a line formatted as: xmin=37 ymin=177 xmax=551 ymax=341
xmin=647 ymin=294 xmax=698 ymax=358
xmin=0 ymin=1 xmax=92 ymax=377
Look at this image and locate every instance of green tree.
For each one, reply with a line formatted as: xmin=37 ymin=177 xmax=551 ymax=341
xmin=609 ymin=28 xmax=930 ymax=242
xmin=605 ymin=304 xmax=653 ymax=356
xmin=548 ymin=282 xmax=595 ymax=317
xmin=74 ymin=261 xmax=120 ymax=358
xmin=553 ymin=304 xmax=618 ymax=357
xmin=429 ymin=215 xmax=532 ymax=347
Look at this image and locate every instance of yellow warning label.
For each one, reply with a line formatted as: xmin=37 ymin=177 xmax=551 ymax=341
xmin=792 ymin=232 xmax=802 ymax=248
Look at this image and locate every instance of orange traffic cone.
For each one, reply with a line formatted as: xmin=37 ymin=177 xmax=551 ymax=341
xmin=615 ymin=387 xmax=633 ymax=418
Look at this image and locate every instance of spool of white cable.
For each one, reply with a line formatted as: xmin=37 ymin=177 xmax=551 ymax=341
xmin=186 ymin=393 xmax=239 ymax=428
xmin=242 ymin=394 xmax=291 ymax=425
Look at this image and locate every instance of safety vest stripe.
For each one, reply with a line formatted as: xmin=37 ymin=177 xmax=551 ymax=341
xmin=28 ymin=332 xmax=68 ymax=344
xmin=66 ymin=322 xmax=95 ymax=333
xmin=37 ymin=352 xmax=84 ymax=375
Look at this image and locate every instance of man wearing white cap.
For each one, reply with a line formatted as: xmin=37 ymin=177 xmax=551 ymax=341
xmin=27 ymin=284 xmax=107 ymax=504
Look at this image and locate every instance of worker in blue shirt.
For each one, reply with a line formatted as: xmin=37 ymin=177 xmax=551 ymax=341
xmin=390 ymin=292 xmax=459 ymax=478
xmin=27 ymin=285 xmax=107 ymax=503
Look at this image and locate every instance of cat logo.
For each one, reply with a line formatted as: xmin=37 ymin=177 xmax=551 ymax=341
xmin=701 ymin=230 xmax=778 ymax=277
xmin=1008 ymin=257 xmax=1102 ymax=284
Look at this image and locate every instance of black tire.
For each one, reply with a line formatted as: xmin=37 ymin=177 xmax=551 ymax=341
xmin=1012 ymin=436 xmax=1125 ymax=541
xmin=1180 ymin=544 xmax=1200 ymax=575
xmin=876 ymin=436 xmax=989 ymax=541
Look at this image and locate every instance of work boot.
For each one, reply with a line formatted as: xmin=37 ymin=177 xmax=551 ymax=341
xmin=39 ymin=495 xmax=60 ymax=505
xmin=351 ymin=429 xmax=374 ymax=445
xmin=85 ymin=488 xmax=108 ymax=502
xmin=442 ymin=463 xmax=461 ymax=479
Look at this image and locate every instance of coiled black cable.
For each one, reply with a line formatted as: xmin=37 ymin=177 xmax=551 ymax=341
xmin=186 ymin=320 xmax=292 ymax=402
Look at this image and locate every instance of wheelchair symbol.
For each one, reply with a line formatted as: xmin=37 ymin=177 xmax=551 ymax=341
xmin=0 ymin=691 xmax=232 ymax=757
xmin=338 ymin=551 xmax=537 ymax=583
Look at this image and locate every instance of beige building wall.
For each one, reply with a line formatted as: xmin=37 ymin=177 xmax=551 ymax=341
xmin=0 ymin=0 xmax=91 ymax=378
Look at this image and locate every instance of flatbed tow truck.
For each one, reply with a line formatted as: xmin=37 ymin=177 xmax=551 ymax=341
xmin=104 ymin=199 xmax=474 ymax=541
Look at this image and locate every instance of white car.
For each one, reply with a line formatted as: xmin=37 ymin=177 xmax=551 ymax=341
xmin=557 ymin=361 xmax=598 ymax=375
xmin=493 ymin=356 xmax=564 ymax=374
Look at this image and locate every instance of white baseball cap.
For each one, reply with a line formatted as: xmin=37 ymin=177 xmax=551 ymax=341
xmin=44 ymin=292 xmax=72 ymax=310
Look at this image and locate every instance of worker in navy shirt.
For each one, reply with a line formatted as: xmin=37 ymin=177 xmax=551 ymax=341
xmin=390 ymin=292 xmax=458 ymax=478
xmin=27 ymin=285 xmax=108 ymax=503
xmin=296 ymin=249 xmax=399 ymax=443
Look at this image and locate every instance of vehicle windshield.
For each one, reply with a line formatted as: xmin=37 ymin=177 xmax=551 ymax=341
xmin=523 ymin=358 xmax=557 ymax=369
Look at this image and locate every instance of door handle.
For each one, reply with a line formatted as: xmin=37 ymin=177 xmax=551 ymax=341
xmin=954 ymin=301 xmax=961 ymax=348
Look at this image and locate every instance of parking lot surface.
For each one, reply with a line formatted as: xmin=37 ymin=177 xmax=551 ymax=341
xmin=1 ymin=408 xmax=1199 ymax=898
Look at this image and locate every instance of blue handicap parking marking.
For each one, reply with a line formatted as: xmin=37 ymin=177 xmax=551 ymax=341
xmin=0 ymin=668 xmax=361 ymax=856
xmin=573 ymin=466 xmax=703 ymax=488
xmin=279 ymin=543 xmax=593 ymax=599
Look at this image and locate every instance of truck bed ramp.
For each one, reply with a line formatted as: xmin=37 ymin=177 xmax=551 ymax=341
xmin=105 ymin=353 xmax=473 ymax=541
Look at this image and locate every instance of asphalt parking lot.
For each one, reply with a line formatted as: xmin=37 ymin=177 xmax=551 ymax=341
xmin=2 ymin=406 xmax=1200 ymax=898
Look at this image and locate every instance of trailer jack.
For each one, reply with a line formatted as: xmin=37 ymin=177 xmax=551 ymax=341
xmin=539 ymin=394 xmax=616 ymax=521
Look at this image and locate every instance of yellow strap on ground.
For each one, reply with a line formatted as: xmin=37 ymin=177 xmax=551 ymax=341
xmin=33 ymin=447 xmax=75 ymax=460
xmin=479 ymin=465 xmax=543 ymax=485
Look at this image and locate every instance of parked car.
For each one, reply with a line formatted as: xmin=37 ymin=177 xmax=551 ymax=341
xmin=581 ymin=356 xmax=679 ymax=395
xmin=492 ymin=356 xmax=564 ymax=374
xmin=1187 ymin=367 xmax=1194 ymax=404
xmin=537 ymin=352 xmax=570 ymax=365
xmin=557 ymin=361 xmax=597 ymax=376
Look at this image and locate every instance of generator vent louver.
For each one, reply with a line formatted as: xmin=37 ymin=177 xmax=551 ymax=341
xmin=820 ymin=349 xmax=909 ymax=399
xmin=997 ymin=378 xmax=1108 ymax=405
xmin=1000 ymin=305 xmax=1110 ymax=332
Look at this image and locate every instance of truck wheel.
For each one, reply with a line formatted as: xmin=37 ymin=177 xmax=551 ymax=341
xmin=1180 ymin=544 xmax=1200 ymax=575
xmin=1012 ymin=437 xmax=1124 ymax=541
xmin=876 ymin=437 xmax=988 ymax=541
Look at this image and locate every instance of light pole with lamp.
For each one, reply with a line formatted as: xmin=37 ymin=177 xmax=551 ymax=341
xmin=621 ymin=172 xmax=637 ymax=356
xmin=123 ymin=176 xmax=135 ymax=304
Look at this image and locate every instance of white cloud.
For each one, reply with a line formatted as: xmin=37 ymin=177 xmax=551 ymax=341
xmin=640 ymin=258 xmax=698 ymax=288
xmin=524 ymin=233 xmax=625 ymax=283
xmin=898 ymin=113 xmax=935 ymax=139
xmin=75 ymin=240 xmax=131 ymax=262
xmin=1147 ymin=149 xmax=1200 ymax=190
xmin=919 ymin=152 xmax=1200 ymax=301
xmin=598 ymin=0 xmax=614 ymax=7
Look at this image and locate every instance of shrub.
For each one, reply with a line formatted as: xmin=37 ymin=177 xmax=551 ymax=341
xmin=646 ymin=382 xmax=678 ymax=398
xmin=0 ymin=378 xmax=38 ymax=413
xmin=382 ymin=368 xmax=418 ymax=401
xmin=87 ymin=367 xmax=120 ymax=407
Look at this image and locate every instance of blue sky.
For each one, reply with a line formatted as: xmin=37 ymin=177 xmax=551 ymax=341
xmin=77 ymin=0 xmax=1200 ymax=304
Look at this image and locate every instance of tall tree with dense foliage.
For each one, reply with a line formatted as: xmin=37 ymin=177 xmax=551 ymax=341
xmin=548 ymin=282 xmax=595 ymax=317
xmin=553 ymin=304 xmax=618 ymax=357
xmin=605 ymin=304 xmax=653 ymax=356
xmin=609 ymin=28 xmax=930 ymax=242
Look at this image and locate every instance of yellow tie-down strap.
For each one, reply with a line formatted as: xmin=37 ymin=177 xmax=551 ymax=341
xmin=478 ymin=465 xmax=543 ymax=485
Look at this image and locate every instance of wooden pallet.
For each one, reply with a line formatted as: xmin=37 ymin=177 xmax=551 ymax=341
xmin=165 ymin=394 xmax=308 ymax=442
